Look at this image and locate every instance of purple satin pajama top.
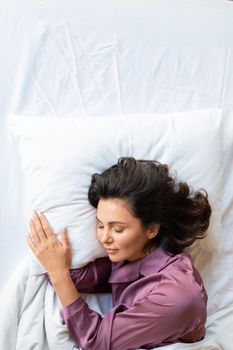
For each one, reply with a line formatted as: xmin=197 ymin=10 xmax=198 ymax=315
xmin=59 ymin=247 xmax=207 ymax=350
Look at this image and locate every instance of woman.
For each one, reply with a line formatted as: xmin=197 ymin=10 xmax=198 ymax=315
xmin=27 ymin=157 xmax=210 ymax=350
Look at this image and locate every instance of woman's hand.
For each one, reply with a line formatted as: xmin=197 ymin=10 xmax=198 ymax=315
xmin=27 ymin=211 xmax=72 ymax=278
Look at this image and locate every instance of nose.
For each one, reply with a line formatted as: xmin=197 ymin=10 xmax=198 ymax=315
xmin=100 ymin=228 xmax=114 ymax=244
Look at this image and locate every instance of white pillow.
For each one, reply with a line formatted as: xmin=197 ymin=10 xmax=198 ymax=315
xmin=9 ymin=110 xmax=222 ymax=275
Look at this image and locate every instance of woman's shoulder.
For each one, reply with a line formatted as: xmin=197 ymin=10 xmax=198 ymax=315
xmin=139 ymin=248 xmax=207 ymax=303
xmin=164 ymin=251 xmax=196 ymax=272
xmin=144 ymin=252 xmax=207 ymax=344
xmin=159 ymin=251 xmax=203 ymax=286
xmin=152 ymin=251 xmax=207 ymax=308
xmin=138 ymin=246 xmax=195 ymax=278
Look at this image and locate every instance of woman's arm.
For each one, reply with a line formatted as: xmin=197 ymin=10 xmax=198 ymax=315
xmin=68 ymin=257 xmax=112 ymax=293
xmin=45 ymin=257 xmax=112 ymax=293
xmin=46 ymin=258 xmax=113 ymax=309
xmin=50 ymin=270 xmax=81 ymax=307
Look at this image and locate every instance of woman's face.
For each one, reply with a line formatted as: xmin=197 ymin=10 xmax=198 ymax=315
xmin=96 ymin=198 xmax=158 ymax=262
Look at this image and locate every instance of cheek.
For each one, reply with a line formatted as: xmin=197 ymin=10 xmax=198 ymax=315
xmin=119 ymin=231 xmax=143 ymax=249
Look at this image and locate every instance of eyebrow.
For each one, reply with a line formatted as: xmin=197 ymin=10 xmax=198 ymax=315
xmin=96 ymin=216 xmax=127 ymax=224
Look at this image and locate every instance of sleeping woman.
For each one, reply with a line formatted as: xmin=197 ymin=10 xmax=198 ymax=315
xmin=27 ymin=156 xmax=210 ymax=350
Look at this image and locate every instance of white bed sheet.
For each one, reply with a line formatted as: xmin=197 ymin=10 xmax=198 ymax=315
xmin=0 ymin=0 xmax=233 ymax=349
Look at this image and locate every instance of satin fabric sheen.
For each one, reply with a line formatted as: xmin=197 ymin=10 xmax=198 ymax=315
xmin=57 ymin=247 xmax=207 ymax=350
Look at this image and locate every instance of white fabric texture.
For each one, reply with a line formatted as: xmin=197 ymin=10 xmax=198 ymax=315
xmin=1 ymin=0 xmax=233 ymax=349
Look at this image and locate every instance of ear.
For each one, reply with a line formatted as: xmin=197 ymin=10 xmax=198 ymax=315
xmin=147 ymin=224 xmax=160 ymax=239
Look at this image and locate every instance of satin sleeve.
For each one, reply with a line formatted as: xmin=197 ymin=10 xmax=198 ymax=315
xmin=46 ymin=257 xmax=112 ymax=294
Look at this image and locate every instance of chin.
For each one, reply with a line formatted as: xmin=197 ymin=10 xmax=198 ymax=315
xmin=108 ymin=255 xmax=122 ymax=262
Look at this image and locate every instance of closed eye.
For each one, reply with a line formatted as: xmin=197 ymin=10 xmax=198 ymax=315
xmin=114 ymin=228 xmax=124 ymax=233
xmin=97 ymin=225 xmax=124 ymax=233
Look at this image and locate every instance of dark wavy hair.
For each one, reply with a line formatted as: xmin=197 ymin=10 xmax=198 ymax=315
xmin=88 ymin=157 xmax=211 ymax=255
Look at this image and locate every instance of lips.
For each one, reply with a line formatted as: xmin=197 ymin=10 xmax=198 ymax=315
xmin=106 ymin=248 xmax=119 ymax=255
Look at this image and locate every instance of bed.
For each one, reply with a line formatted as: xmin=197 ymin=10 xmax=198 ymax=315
xmin=0 ymin=0 xmax=233 ymax=349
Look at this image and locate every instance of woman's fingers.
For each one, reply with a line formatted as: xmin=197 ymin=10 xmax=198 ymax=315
xmin=29 ymin=210 xmax=65 ymax=252
xmin=37 ymin=212 xmax=56 ymax=239
xmin=29 ymin=219 xmax=41 ymax=244
xmin=60 ymin=228 xmax=71 ymax=250
xmin=32 ymin=212 xmax=47 ymax=240
xmin=27 ymin=233 xmax=37 ymax=250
